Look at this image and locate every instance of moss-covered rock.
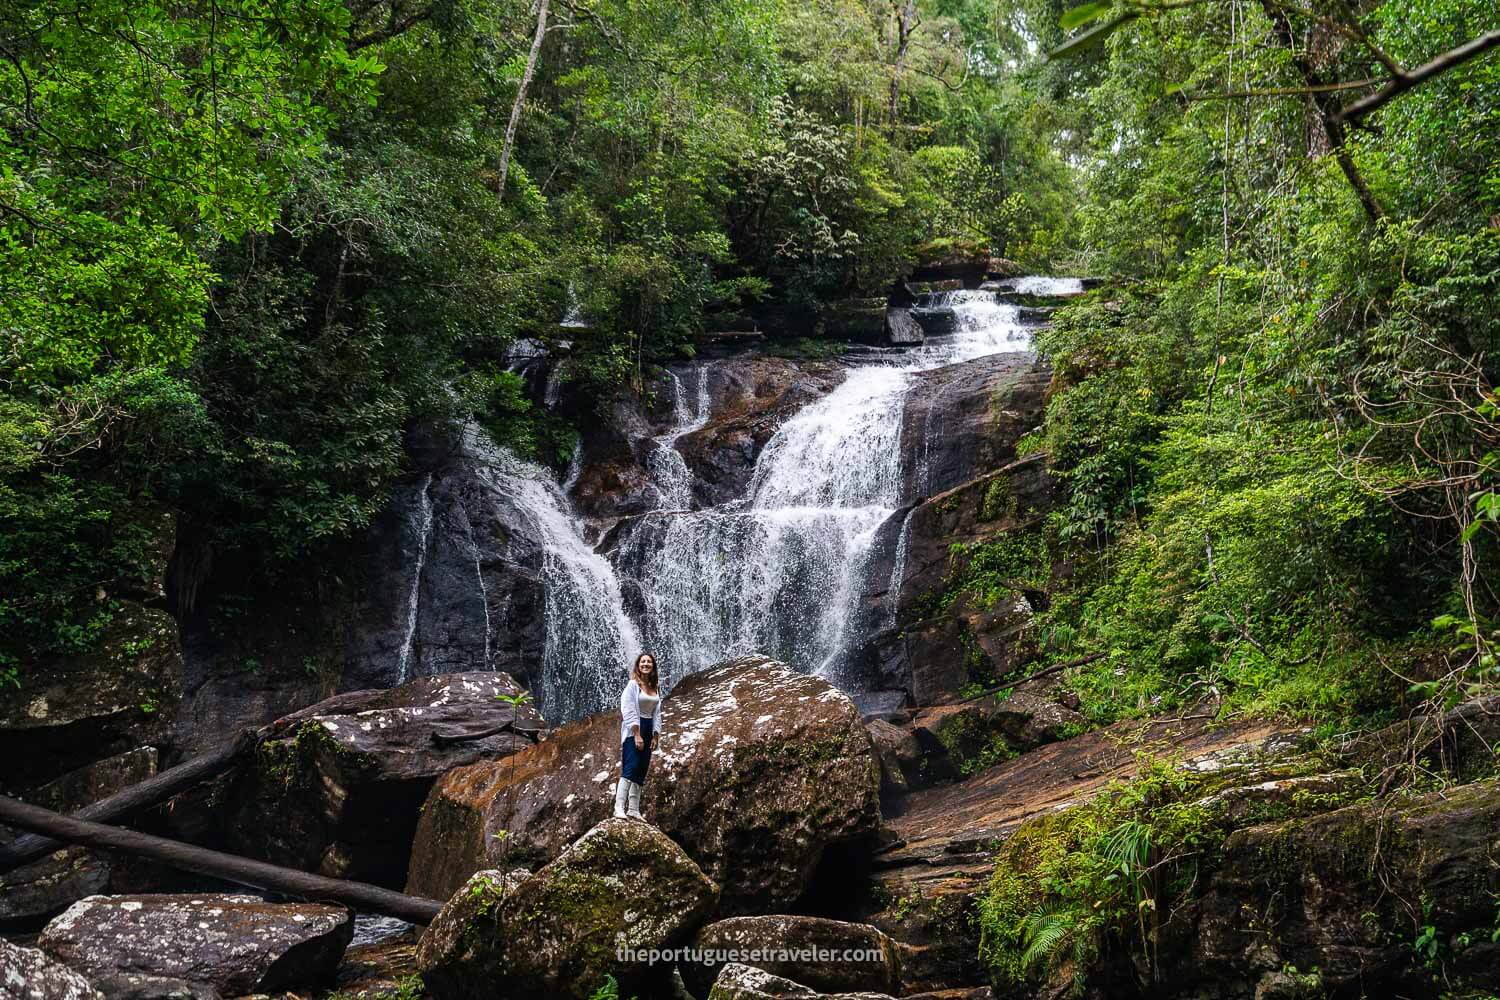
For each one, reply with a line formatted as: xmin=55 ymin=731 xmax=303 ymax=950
xmin=1182 ymin=778 xmax=1500 ymax=997
xmin=406 ymin=656 xmax=882 ymax=915
xmin=417 ymin=818 xmax=719 ymax=1000
xmin=412 ymin=868 xmax=530 ymax=996
xmin=0 ymin=602 xmax=181 ymax=790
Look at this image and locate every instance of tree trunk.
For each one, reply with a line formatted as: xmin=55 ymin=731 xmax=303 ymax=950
xmin=0 ymin=729 xmax=257 ymax=875
xmin=497 ymin=0 xmax=551 ymax=200
xmin=1259 ymin=0 xmax=1384 ymax=221
xmin=888 ymin=0 xmax=917 ymax=124
xmin=0 ymin=796 xmax=444 ymax=925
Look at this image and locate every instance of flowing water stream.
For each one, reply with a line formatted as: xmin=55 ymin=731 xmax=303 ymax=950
xmin=466 ymin=431 xmax=642 ymax=719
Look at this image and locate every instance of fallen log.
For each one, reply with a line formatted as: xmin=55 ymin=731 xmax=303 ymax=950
xmin=0 ymin=729 xmax=258 ymax=875
xmin=954 ymin=652 xmax=1107 ymax=705
xmin=0 ymin=796 xmax=443 ymax=925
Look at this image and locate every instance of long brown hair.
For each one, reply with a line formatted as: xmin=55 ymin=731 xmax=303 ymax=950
xmin=632 ymin=652 xmax=659 ymax=695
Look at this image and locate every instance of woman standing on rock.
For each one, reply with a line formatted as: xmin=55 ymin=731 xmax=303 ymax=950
xmin=615 ymin=652 xmax=662 ymax=820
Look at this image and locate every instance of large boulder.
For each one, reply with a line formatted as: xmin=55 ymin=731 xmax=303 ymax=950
xmin=885 ymin=307 xmax=924 ymax=347
xmin=0 ymin=748 xmax=158 ymax=925
xmin=224 ymin=672 xmax=541 ymax=886
xmin=1174 ymin=779 xmax=1500 ymax=997
xmin=681 ymin=916 xmax=902 ymax=998
xmin=0 ymin=939 xmax=103 ymax=1000
xmin=413 ymin=869 xmax=530 ymax=988
xmin=707 ymin=963 xmax=896 ymax=1000
xmin=38 ymin=894 xmax=352 ymax=996
xmin=417 ymin=819 xmax=719 ymax=1000
xmin=406 ymin=656 xmax=882 ymax=914
xmin=908 ymin=692 xmax=1085 ymax=778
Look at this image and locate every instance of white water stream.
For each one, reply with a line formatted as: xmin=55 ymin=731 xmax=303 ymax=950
xmin=465 ymin=432 xmax=642 ymax=720
xmin=607 ymin=292 xmax=1036 ymax=688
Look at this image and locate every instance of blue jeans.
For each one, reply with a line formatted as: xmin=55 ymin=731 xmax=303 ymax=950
xmin=621 ymin=715 xmax=654 ymax=784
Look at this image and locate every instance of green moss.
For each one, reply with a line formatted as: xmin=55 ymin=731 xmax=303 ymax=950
xmin=980 ymin=475 xmax=1018 ymax=523
xmin=977 ymin=756 xmax=1355 ymax=995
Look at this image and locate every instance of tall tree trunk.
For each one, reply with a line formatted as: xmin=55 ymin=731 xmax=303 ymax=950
xmin=888 ymin=0 xmax=917 ymax=124
xmin=497 ymin=0 xmax=550 ymax=201
xmin=1259 ymin=0 xmax=1384 ymax=221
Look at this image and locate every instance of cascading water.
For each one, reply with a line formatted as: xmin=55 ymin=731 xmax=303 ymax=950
xmin=1011 ymin=276 xmax=1083 ymax=296
xmin=560 ymin=282 xmax=589 ymax=328
xmin=608 ymin=291 xmax=1037 ymax=690
xmin=613 ymin=366 xmax=912 ymax=683
xmin=464 ymin=430 xmax=641 ymax=720
xmin=431 ymin=278 xmax=1068 ymax=719
xmin=646 ymin=366 xmax=711 ymax=511
xmin=395 ymin=474 xmax=435 ymax=684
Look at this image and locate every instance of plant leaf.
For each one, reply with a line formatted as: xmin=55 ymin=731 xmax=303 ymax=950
xmin=1060 ymin=0 xmax=1114 ymax=31
xmin=1049 ymin=13 xmax=1139 ymax=60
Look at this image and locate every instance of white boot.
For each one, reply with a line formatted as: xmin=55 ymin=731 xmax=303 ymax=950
xmin=613 ymin=777 xmax=629 ymax=818
xmin=626 ymin=780 xmax=643 ymax=819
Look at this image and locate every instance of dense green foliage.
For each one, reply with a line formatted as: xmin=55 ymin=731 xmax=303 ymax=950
xmin=1011 ymin=0 xmax=1500 ymax=725
xmin=0 ymin=0 xmax=1075 ymax=670
xmin=1 ymin=0 xmax=1495 ymax=728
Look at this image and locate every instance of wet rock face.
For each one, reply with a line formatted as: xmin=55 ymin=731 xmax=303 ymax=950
xmin=898 ymin=354 xmax=1048 ymax=505
xmin=707 ymin=962 xmax=896 ymax=1000
xmin=224 ymin=672 xmax=541 ymax=886
xmin=406 ymin=656 xmax=882 ymax=915
xmin=418 ymin=819 xmax=719 ymax=1000
xmin=343 ymin=425 xmax=552 ymax=694
xmin=681 ymin=916 xmax=902 ymax=998
xmin=1 ymin=748 xmax=159 ymax=926
xmin=865 ymin=721 xmax=921 ymax=797
xmin=38 ymin=894 xmax=352 ymax=996
xmin=863 ymin=454 xmax=1057 ymax=705
xmin=572 ymin=358 xmax=848 ymax=520
xmin=0 ymin=939 xmax=104 ymax=1000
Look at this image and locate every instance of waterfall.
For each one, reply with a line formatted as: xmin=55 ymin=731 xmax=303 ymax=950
xmin=415 ymin=278 xmax=1062 ymax=720
xmin=1012 ymin=276 xmax=1083 ymax=296
xmin=396 ymin=474 xmax=435 ymax=684
xmin=464 ymin=430 xmax=641 ymax=720
xmin=646 ymin=366 xmax=711 ymax=511
xmin=610 ymin=291 xmax=1036 ymax=690
xmin=885 ymin=507 xmax=916 ymax=628
xmin=560 ymin=282 xmax=588 ymax=328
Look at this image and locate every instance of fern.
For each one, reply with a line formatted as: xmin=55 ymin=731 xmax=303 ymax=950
xmin=588 ymin=976 xmax=621 ymax=1000
xmin=1017 ymin=903 xmax=1083 ymax=971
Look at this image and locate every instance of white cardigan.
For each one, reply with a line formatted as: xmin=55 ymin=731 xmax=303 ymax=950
xmin=618 ymin=678 xmax=664 ymax=743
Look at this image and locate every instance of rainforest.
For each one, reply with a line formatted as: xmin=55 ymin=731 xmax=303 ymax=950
xmin=1 ymin=0 xmax=1498 ymax=997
